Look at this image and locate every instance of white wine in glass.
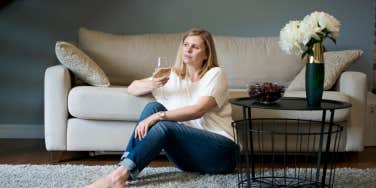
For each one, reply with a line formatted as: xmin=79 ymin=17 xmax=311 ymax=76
xmin=154 ymin=57 xmax=171 ymax=99
xmin=154 ymin=57 xmax=171 ymax=78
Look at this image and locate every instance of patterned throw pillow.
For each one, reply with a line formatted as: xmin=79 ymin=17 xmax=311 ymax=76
xmin=286 ymin=50 xmax=363 ymax=91
xmin=55 ymin=41 xmax=110 ymax=87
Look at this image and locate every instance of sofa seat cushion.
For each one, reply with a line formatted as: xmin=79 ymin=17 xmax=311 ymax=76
xmin=68 ymin=87 xmax=350 ymax=122
xmin=67 ymin=118 xmax=134 ymax=151
xmin=229 ymin=90 xmax=351 ymax=122
xmin=68 ymin=86 xmax=154 ymax=121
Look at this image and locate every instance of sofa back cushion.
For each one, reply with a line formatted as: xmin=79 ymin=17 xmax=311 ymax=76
xmin=78 ymin=28 xmax=303 ymax=88
xmin=214 ymin=36 xmax=303 ymax=88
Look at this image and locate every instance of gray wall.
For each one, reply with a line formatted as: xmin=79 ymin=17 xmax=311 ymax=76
xmin=0 ymin=0 xmax=373 ymax=138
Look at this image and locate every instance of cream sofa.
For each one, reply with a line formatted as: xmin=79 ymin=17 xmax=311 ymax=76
xmin=44 ymin=28 xmax=367 ymax=152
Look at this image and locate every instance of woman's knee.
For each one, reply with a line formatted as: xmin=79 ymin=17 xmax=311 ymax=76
xmin=149 ymin=121 xmax=170 ymax=136
xmin=144 ymin=101 xmax=166 ymax=112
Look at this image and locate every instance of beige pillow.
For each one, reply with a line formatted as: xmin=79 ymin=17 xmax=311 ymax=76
xmin=55 ymin=41 xmax=110 ymax=87
xmin=286 ymin=50 xmax=363 ymax=91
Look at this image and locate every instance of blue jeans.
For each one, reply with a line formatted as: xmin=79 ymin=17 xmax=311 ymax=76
xmin=119 ymin=102 xmax=240 ymax=179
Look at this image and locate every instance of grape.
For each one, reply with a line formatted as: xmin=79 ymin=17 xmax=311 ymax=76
xmin=247 ymin=82 xmax=285 ymax=103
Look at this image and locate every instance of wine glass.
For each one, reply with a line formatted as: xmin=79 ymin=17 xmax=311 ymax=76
xmin=154 ymin=57 xmax=171 ymax=78
xmin=154 ymin=57 xmax=171 ymax=99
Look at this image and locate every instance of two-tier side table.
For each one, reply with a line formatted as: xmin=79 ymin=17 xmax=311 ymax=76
xmin=230 ymin=97 xmax=351 ymax=188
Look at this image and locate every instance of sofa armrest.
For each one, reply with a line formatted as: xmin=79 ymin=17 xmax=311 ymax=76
xmin=336 ymin=71 xmax=367 ymax=151
xmin=44 ymin=65 xmax=71 ymax=150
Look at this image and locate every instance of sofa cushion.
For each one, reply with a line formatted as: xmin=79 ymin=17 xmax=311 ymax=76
xmin=67 ymin=118 xmax=134 ymax=151
xmin=229 ymin=90 xmax=350 ymax=122
xmin=78 ymin=28 xmax=303 ymax=88
xmin=69 ymin=86 xmax=350 ymax=123
xmin=55 ymin=41 xmax=110 ymax=87
xmin=68 ymin=86 xmax=154 ymax=121
xmin=78 ymin=28 xmax=182 ymax=86
xmin=286 ymin=50 xmax=363 ymax=91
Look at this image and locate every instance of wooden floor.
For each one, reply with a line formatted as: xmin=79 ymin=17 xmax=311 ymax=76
xmin=1 ymin=139 xmax=376 ymax=168
xmin=0 ymin=139 xmax=172 ymax=167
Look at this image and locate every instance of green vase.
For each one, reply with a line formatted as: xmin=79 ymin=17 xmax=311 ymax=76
xmin=305 ymin=43 xmax=324 ymax=107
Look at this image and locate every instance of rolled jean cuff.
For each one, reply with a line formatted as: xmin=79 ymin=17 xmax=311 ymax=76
xmin=118 ymin=157 xmax=140 ymax=180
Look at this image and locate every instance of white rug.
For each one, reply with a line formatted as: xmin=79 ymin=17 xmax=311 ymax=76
xmin=0 ymin=164 xmax=376 ymax=188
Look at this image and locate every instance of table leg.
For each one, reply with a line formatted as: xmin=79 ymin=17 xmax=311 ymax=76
xmin=247 ymin=107 xmax=256 ymax=180
xmin=321 ymin=109 xmax=335 ymax=187
xmin=242 ymin=107 xmax=251 ymax=187
xmin=316 ymin=109 xmax=326 ymax=185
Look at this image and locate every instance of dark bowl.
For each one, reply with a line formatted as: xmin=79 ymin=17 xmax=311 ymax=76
xmin=247 ymin=82 xmax=285 ymax=104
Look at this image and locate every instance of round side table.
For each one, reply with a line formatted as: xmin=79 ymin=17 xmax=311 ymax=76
xmin=230 ymin=97 xmax=351 ymax=188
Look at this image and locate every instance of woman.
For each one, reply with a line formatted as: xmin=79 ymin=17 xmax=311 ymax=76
xmin=87 ymin=28 xmax=240 ymax=188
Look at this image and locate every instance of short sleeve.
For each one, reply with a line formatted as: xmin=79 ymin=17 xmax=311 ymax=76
xmin=197 ymin=67 xmax=228 ymax=108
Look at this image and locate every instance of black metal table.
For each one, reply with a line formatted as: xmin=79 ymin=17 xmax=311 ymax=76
xmin=230 ymin=97 xmax=351 ymax=188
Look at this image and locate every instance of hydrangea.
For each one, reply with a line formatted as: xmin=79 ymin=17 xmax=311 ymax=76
xmin=279 ymin=20 xmax=306 ymax=56
xmin=279 ymin=11 xmax=341 ymax=58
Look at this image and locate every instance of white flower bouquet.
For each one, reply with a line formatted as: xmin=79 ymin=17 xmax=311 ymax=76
xmin=279 ymin=11 xmax=341 ymax=58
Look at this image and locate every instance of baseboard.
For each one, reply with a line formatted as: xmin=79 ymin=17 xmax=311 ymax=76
xmin=0 ymin=124 xmax=44 ymax=138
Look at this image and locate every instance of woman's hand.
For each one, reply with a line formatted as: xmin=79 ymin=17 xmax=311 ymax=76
xmin=150 ymin=69 xmax=170 ymax=89
xmin=134 ymin=113 xmax=159 ymax=140
xmin=150 ymin=76 xmax=169 ymax=90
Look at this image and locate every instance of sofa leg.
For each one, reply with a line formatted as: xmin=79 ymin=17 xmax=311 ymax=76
xmin=48 ymin=151 xmax=89 ymax=163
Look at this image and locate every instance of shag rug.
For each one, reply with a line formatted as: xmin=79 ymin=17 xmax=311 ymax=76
xmin=1 ymin=165 xmax=376 ymax=188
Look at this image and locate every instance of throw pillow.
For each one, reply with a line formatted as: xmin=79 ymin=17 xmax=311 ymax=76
xmin=286 ymin=50 xmax=363 ymax=91
xmin=55 ymin=41 xmax=110 ymax=87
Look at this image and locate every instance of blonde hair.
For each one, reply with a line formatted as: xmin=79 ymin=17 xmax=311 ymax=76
xmin=173 ymin=28 xmax=219 ymax=79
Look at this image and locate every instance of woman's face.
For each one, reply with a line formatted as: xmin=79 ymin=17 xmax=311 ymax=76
xmin=182 ymin=35 xmax=208 ymax=67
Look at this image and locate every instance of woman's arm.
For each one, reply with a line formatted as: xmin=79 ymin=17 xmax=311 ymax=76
xmin=135 ymin=96 xmax=217 ymax=139
xmin=127 ymin=76 xmax=169 ymax=96
xmin=162 ymin=96 xmax=217 ymax=121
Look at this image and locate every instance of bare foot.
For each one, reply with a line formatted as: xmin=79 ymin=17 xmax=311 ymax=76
xmin=85 ymin=175 xmax=112 ymax=188
xmin=86 ymin=166 xmax=129 ymax=188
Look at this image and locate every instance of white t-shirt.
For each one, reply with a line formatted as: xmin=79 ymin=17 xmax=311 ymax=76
xmin=152 ymin=67 xmax=234 ymax=141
